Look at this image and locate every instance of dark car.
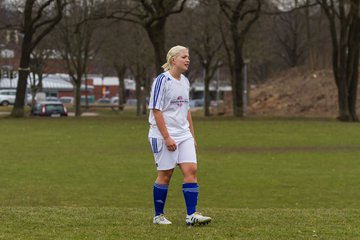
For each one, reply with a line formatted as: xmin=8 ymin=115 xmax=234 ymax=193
xmin=31 ymin=101 xmax=68 ymax=117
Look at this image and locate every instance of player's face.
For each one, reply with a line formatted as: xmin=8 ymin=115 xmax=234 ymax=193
xmin=172 ymin=49 xmax=190 ymax=73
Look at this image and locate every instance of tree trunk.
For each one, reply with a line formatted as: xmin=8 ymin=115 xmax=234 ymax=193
xmin=232 ymin=70 xmax=244 ymax=117
xmin=135 ymin=78 xmax=141 ymax=116
xmin=204 ymin=75 xmax=211 ymax=116
xmin=140 ymin=70 xmax=148 ymax=115
xmin=119 ymin=76 xmax=126 ymax=107
xmin=11 ymin=43 xmax=31 ymax=117
xmin=338 ymin=30 xmax=359 ymax=122
xmin=114 ymin=63 xmax=126 ymax=110
xmin=348 ymin=68 xmax=358 ymax=121
xmin=347 ymin=4 xmax=360 ymax=121
xmin=146 ymin=20 xmax=166 ymax=74
xmin=75 ymin=80 xmax=81 ymax=117
xmin=336 ymin=79 xmax=350 ymax=121
xmin=232 ymin=39 xmax=244 ymax=117
xmin=321 ymin=0 xmax=360 ymax=122
xmin=219 ymin=0 xmax=261 ymax=117
xmin=141 ymin=84 xmax=147 ymax=115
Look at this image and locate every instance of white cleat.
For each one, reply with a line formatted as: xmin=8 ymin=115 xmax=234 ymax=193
xmin=153 ymin=214 xmax=172 ymax=225
xmin=186 ymin=212 xmax=212 ymax=226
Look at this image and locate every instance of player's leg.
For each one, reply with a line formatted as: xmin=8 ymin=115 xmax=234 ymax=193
xmin=178 ymin=138 xmax=211 ymax=226
xmin=178 ymin=162 xmax=198 ymax=214
xmin=153 ymin=169 xmax=174 ymax=224
xmin=149 ymin=137 xmax=178 ymax=224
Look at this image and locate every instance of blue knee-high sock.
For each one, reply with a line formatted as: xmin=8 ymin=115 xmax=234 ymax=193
xmin=182 ymin=183 xmax=198 ymax=215
xmin=153 ymin=183 xmax=169 ymax=216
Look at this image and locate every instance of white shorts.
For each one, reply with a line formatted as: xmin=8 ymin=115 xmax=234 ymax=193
xmin=149 ymin=137 xmax=197 ymax=170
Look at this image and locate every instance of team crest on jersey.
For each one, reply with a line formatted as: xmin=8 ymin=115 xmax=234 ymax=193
xmin=171 ymin=96 xmax=188 ymax=107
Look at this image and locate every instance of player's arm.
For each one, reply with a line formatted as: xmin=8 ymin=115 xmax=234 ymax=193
xmin=187 ymin=110 xmax=197 ymax=147
xmin=153 ymin=109 xmax=177 ymax=151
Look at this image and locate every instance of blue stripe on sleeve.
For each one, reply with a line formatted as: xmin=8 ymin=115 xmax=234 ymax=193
xmin=152 ymin=74 xmax=165 ymax=108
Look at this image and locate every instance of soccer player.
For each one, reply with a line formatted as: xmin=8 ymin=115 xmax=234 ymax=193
xmin=148 ymin=45 xmax=212 ymax=226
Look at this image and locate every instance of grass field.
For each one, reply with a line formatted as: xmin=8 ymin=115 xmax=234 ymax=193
xmin=1 ymin=112 xmax=360 ymax=239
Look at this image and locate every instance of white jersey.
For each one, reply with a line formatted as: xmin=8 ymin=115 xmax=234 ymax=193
xmin=148 ymin=71 xmax=192 ymax=140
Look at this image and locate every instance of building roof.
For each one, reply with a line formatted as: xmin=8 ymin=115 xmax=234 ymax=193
xmin=91 ymin=76 xmax=136 ymax=90
xmin=0 ymin=74 xmax=136 ymax=91
xmin=0 ymin=74 xmax=75 ymax=90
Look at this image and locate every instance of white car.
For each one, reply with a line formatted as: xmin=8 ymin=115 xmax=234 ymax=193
xmin=0 ymin=89 xmax=16 ymax=106
xmin=111 ymin=96 xmax=119 ymax=104
xmin=0 ymin=89 xmax=33 ymax=106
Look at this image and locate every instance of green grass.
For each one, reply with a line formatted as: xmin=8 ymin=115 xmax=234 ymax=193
xmin=1 ymin=208 xmax=359 ymax=239
xmin=0 ymin=114 xmax=360 ymax=239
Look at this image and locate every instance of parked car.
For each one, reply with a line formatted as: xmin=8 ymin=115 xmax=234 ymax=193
xmin=31 ymin=101 xmax=68 ymax=117
xmin=189 ymin=99 xmax=204 ymax=108
xmin=111 ymin=96 xmax=119 ymax=104
xmin=0 ymin=89 xmax=16 ymax=106
xmin=126 ymin=99 xmax=138 ymax=106
xmin=0 ymin=89 xmax=34 ymax=106
xmin=45 ymin=96 xmax=60 ymax=102
xmin=95 ymin=98 xmax=111 ymax=104
xmin=60 ymin=96 xmax=74 ymax=104
xmin=26 ymin=94 xmax=33 ymax=105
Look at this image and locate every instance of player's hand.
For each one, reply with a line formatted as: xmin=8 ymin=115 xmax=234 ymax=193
xmin=165 ymin=137 xmax=177 ymax=151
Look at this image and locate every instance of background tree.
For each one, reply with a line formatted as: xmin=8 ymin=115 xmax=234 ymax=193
xmin=94 ymin=24 xmax=125 ymax=109
xmin=113 ymin=61 xmax=128 ymax=110
xmin=104 ymin=0 xmax=188 ymax=74
xmin=54 ymin=0 xmax=100 ymax=116
xmin=188 ymin=0 xmax=223 ymax=116
xmin=97 ymin=20 xmax=134 ymax=110
xmin=273 ymin=10 xmax=307 ymax=68
xmin=127 ymin=26 xmax=153 ymax=116
xmin=218 ymin=0 xmax=262 ymax=117
xmin=317 ymin=0 xmax=360 ymax=121
xmin=11 ymin=0 xmax=67 ymax=118
xmin=270 ymin=1 xmax=331 ymax=71
xmin=96 ymin=18 xmax=154 ymax=115
xmin=28 ymin=45 xmax=52 ymax=106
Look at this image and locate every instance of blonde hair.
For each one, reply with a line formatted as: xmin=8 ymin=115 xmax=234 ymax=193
xmin=162 ymin=45 xmax=188 ymax=71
